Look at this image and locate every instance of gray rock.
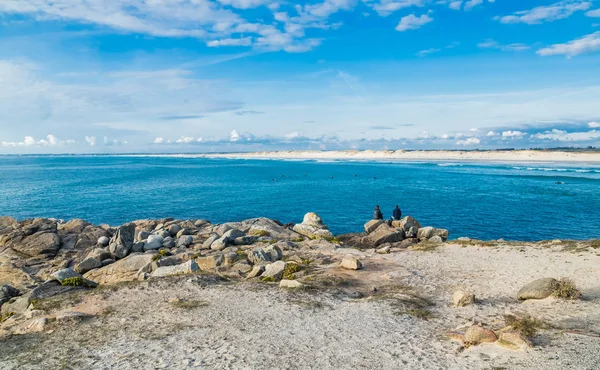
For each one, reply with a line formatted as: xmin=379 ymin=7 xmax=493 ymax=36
xmin=231 ymin=262 xmax=252 ymax=273
xmin=49 ymin=268 xmax=98 ymax=287
xmin=244 ymin=218 xmax=302 ymax=240
xmin=368 ymin=225 xmax=405 ymax=246
xmin=101 ymin=259 xmax=116 ymax=267
xmin=88 ymin=247 xmax=111 ymax=261
xmin=262 ymin=261 xmax=286 ymax=280
xmin=109 ymin=223 xmax=136 ymax=259
xmin=517 ymin=278 xmax=558 ymax=301
xmin=167 ymin=224 xmax=182 ymax=237
xmin=246 ymin=265 xmax=265 ymax=279
xmin=223 ymin=229 xmax=245 ymax=240
xmin=151 ymin=260 xmax=199 ymax=278
xmin=147 ymin=234 xmax=164 ymax=244
xmin=132 ymin=241 xmax=145 ymax=253
xmin=429 ymin=235 xmax=444 ymax=244
xmin=137 ymin=231 xmax=150 ymax=242
xmin=1 ymin=294 xmax=31 ymax=316
xmin=195 ymin=255 xmax=224 ymax=271
xmin=176 ymin=235 xmax=194 ymax=248
xmin=392 ymin=216 xmax=423 ymax=237
xmin=143 ymin=240 xmax=162 ymax=251
xmin=162 ymin=236 xmax=175 ymax=248
xmin=417 ymin=227 xmax=449 ymax=241
xmin=176 ymin=228 xmax=193 ymax=239
xmin=74 ymin=256 xmax=102 ymax=274
xmin=233 ymin=236 xmax=259 ymax=246
xmin=210 ymin=236 xmax=228 ymax=251
xmin=0 ymin=285 xmax=20 ymax=307
xmin=97 ymin=236 xmax=110 ymax=246
xmin=202 ymin=234 xmax=219 ymax=249
xmin=247 ymin=248 xmax=270 ymax=265
xmin=292 ymin=212 xmax=334 ymax=239
xmin=263 ymin=245 xmax=283 ymax=262
xmin=84 ymin=254 xmax=154 ymax=285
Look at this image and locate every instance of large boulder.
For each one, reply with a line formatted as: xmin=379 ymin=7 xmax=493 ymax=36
xmin=194 ymin=255 xmax=224 ymax=271
xmin=393 ymin=216 xmax=422 ymax=238
xmin=74 ymin=256 xmax=102 ymax=274
xmin=176 ymin=235 xmax=194 ymax=248
xmin=367 ymin=225 xmax=405 ymax=246
xmin=243 ymin=218 xmax=301 ymax=240
xmin=293 ymin=213 xmax=334 ymax=239
xmin=0 ymin=263 xmax=36 ymax=290
xmin=151 ymin=260 xmax=199 ymax=278
xmin=84 ymin=254 xmax=154 ymax=285
xmin=262 ymin=261 xmax=286 ymax=280
xmin=109 ymin=223 xmax=136 ymax=259
xmin=0 ymin=216 xmax=18 ymax=230
xmin=49 ymin=268 xmax=98 ymax=287
xmin=364 ymin=220 xmax=384 ymax=234
xmin=417 ymin=226 xmax=449 ymax=241
xmin=517 ymin=278 xmax=558 ymax=301
xmin=3 ymin=219 xmax=62 ymax=258
xmin=247 ymin=245 xmax=282 ymax=265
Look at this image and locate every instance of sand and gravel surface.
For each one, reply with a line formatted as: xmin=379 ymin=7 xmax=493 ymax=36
xmin=1 ymin=242 xmax=599 ymax=369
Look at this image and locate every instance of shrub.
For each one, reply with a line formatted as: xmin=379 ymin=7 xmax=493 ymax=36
xmin=61 ymin=277 xmax=94 ymax=288
xmin=261 ymin=276 xmax=276 ymax=283
xmin=250 ymin=229 xmax=270 ymax=237
xmin=552 ymin=278 xmax=582 ymax=300
xmin=504 ymin=315 xmax=547 ymax=337
xmin=292 ymin=237 xmax=305 ymax=243
xmin=283 ymin=263 xmax=302 ymax=280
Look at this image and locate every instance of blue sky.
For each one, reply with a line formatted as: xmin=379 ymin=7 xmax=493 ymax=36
xmin=0 ymin=0 xmax=599 ymax=153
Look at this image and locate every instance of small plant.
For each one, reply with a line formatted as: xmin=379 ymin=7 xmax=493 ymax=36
xmin=292 ymin=237 xmax=305 ymax=243
xmin=301 ymin=258 xmax=312 ymax=265
xmin=0 ymin=312 xmax=15 ymax=323
xmin=282 ymin=263 xmax=302 ymax=280
xmin=504 ymin=314 xmax=547 ymax=337
xmin=61 ymin=277 xmax=94 ymax=288
xmin=152 ymin=249 xmax=170 ymax=262
xmin=250 ymin=229 xmax=270 ymax=237
xmin=552 ymin=278 xmax=582 ymax=300
xmin=324 ymin=236 xmax=341 ymax=245
xmin=261 ymin=276 xmax=276 ymax=283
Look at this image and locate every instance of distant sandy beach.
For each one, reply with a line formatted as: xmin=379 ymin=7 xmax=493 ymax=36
xmin=191 ymin=150 xmax=600 ymax=163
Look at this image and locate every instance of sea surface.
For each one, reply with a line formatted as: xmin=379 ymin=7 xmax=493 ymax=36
xmin=1 ymin=155 xmax=599 ymax=241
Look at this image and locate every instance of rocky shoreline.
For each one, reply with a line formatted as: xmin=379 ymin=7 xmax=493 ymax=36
xmin=1 ymin=213 xmax=599 ymax=369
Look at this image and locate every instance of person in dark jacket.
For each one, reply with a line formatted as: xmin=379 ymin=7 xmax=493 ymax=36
xmin=392 ymin=205 xmax=402 ymax=221
xmin=374 ymin=205 xmax=383 ymax=220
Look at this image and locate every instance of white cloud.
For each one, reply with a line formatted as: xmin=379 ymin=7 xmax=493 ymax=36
xmin=395 ymin=14 xmax=433 ymax=32
xmin=416 ymin=48 xmax=441 ymax=57
xmin=589 ymin=121 xmax=600 ymax=128
xmin=496 ymin=1 xmax=591 ymax=24
xmin=537 ymin=32 xmax=600 ymax=57
xmin=486 ymin=131 xmax=499 ymax=137
xmin=207 ymin=37 xmax=253 ymax=47
xmin=230 ymin=129 xmax=241 ymax=142
xmin=587 ymin=9 xmax=600 ymax=17
xmin=456 ymin=137 xmax=480 ymax=145
xmin=176 ymin=136 xmax=195 ymax=144
xmin=371 ymin=0 xmax=425 ymax=16
xmin=153 ymin=137 xmax=164 ymax=144
xmin=449 ymin=1 xmax=462 ymax=11
xmin=502 ymin=130 xmax=526 ymax=137
xmin=478 ymin=39 xmax=530 ymax=52
xmin=1 ymin=134 xmax=75 ymax=147
xmin=464 ymin=0 xmax=483 ymax=11
xmin=531 ymin=129 xmax=600 ymax=142
xmin=85 ymin=136 xmax=97 ymax=146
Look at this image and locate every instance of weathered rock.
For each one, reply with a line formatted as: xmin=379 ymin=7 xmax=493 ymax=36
xmin=292 ymin=212 xmax=334 ymax=239
xmin=143 ymin=240 xmax=162 ymax=251
xmin=393 ymin=216 xmax=422 ymax=238
xmin=233 ymin=236 xmax=259 ymax=246
xmin=368 ymin=225 xmax=405 ymax=246
xmin=417 ymin=227 xmax=449 ymax=241
xmin=162 ymin=236 xmax=175 ymax=248
xmin=0 ymin=216 xmax=17 ymax=230
xmin=1 ymin=294 xmax=31 ymax=316
xmin=247 ymin=248 xmax=269 ymax=265
xmin=364 ymin=220 xmax=384 ymax=234
xmin=195 ymin=255 xmax=224 ymax=271
xmin=97 ymin=236 xmax=110 ymax=246
xmin=49 ymin=268 xmax=97 ymax=287
xmin=210 ymin=236 xmax=228 ymax=251
xmin=452 ymin=290 xmax=475 ymax=307
xmin=30 ymin=280 xmax=86 ymax=300
xmin=202 ymin=234 xmax=219 ymax=250
xmin=137 ymin=231 xmax=150 ymax=242
xmin=132 ymin=241 xmax=145 ymax=253
xmin=429 ymin=236 xmax=444 ymax=244
xmin=340 ymin=258 xmax=362 ymax=270
xmin=101 ymin=259 xmax=115 ymax=267
xmin=0 ymin=285 xmax=20 ymax=307
xmin=517 ymin=278 xmax=558 ymax=301
xmin=0 ymin=264 xmax=36 ymax=290
xmin=176 ymin=228 xmax=193 ymax=239
xmin=176 ymin=235 xmax=194 ymax=248
xmin=74 ymin=256 xmax=102 ymax=274
xmin=84 ymin=254 xmax=154 ymax=285
xmin=464 ymin=325 xmax=498 ymax=344
xmin=262 ymin=261 xmax=286 ymax=280
xmin=109 ymin=223 xmax=136 ymax=259
xmin=246 ymin=265 xmax=265 ymax=278
xmin=231 ymin=262 xmax=252 ymax=273
xmin=263 ymin=245 xmax=283 ymax=261
xmin=245 ymin=218 xmax=301 ymax=240
xmin=280 ymin=279 xmax=304 ymax=289
xmin=167 ymin=224 xmax=182 ymax=237
xmin=151 ymin=260 xmax=199 ymax=278
xmin=13 ymin=318 xmax=48 ymax=335
xmin=376 ymin=246 xmax=391 ymax=254
xmin=9 ymin=228 xmax=62 ymax=258
xmin=147 ymin=234 xmax=164 ymax=244
xmin=498 ymin=331 xmax=533 ymax=350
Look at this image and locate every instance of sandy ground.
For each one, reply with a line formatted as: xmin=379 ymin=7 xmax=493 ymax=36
xmin=186 ymin=150 xmax=600 ymax=163
xmin=1 ymin=243 xmax=599 ymax=369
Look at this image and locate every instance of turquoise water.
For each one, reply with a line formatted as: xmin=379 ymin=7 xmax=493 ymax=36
xmin=1 ymin=155 xmax=599 ymax=241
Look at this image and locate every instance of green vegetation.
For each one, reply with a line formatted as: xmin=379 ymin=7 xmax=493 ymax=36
xmin=591 ymin=240 xmax=600 ymax=249
xmin=152 ymin=249 xmax=170 ymax=262
xmin=552 ymin=278 xmax=582 ymax=300
xmin=250 ymin=229 xmax=270 ymax=237
xmin=504 ymin=314 xmax=548 ymax=337
xmin=261 ymin=276 xmax=276 ymax=283
xmin=282 ymin=263 xmax=302 ymax=280
xmin=397 ymin=308 xmax=433 ymax=320
xmin=291 ymin=237 xmax=305 ymax=243
xmin=0 ymin=312 xmax=15 ymax=323
xmin=61 ymin=276 xmax=95 ymax=288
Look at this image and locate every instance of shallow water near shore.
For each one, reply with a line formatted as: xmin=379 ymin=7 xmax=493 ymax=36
xmin=1 ymin=155 xmax=599 ymax=241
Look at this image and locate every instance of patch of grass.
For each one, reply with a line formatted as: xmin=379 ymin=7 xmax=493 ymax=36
xmin=261 ymin=276 xmax=276 ymax=283
xmin=236 ymin=249 xmax=248 ymax=258
xmin=250 ymin=229 xmax=270 ymax=237
xmin=455 ymin=240 xmax=498 ymax=247
xmin=372 ymin=284 xmax=435 ymax=320
xmin=291 ymin=237 xmax=305 ymax=243
xmin=504 ymin=314 xmax=548 ymax=337
xmin=170 ymin=299 xmax=209 ymax=309
xmin=552 ymin=278 xmax=582 ymax=300
xmin=0 ymin=312 xmax=15 ymax=323
xmin=301 ymin=258 xmax=312 ymax=265
xmin=61 ymin=277 xmax=95 ymax=288
xmin=282 ymin=263 xmax=303 ymax=280
xmin=409 ymin=241 xmax=441 ymax=251
xmin=591 ymin=240 xmax=600 ymax=249
xmin=152 ymin=249 xmax=170 ymax=262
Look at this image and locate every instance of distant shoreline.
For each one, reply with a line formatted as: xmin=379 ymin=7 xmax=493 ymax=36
xmin=191 ymin=150 xmax=600 ymax=163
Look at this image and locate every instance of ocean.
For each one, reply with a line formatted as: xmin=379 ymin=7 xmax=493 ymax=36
xmin=1 ymin=155 xmax=599 ymax=241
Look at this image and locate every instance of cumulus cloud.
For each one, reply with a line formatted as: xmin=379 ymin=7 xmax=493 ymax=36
xmin=1 ymin=134 xmax=75 ymax=147
xmin=587 ymin=9 xmax=600 ymax=17
xmin=207 ymin=37 xmax=253 ymax=47
xmin=496 ymin=1 xmax=591 ymax=24
xmin=478 ymin=39 xmax=530 ymax=52
xmin=153 ymin=137 xmax=165 ymax=144
xmin=371 ymin=0 xmax=426 ymax=16
xmin=230 ymin=129 xmax=241 ymax=142
xmin=486 ymin=131 xmax=499 ymax=137
xmin=456 ymin=137 xmax=480 ymax=145
xmin=502 ymin=130 xmax=527 ymax=138
xmin=85 ymin=136 xmax=97 ymax=146
xmin=176 ymin=136 xmax=195 ymax=144
xmin=589 ymin=121 xmax=600 ymax=128
xmin=395 ymin=14 xmax=433 ymax=32
xmin=537 ymin=32 xmax=600 ymax=57
xmin=531 ymin=128 xmax=600 ymax=142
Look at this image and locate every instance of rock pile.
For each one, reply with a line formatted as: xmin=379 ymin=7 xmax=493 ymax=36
xmin=361 ymin=216 xmax=449 ymax=248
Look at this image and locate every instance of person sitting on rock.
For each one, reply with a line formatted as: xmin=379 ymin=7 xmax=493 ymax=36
xmin=392 ymin=205 xmax=402 ymax=221
xmin=374 ymin=205 xmax=383 ymax=220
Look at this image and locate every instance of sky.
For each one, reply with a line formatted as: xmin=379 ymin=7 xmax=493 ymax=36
xmin=0 ymin=0 xmax=600 ymax=153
